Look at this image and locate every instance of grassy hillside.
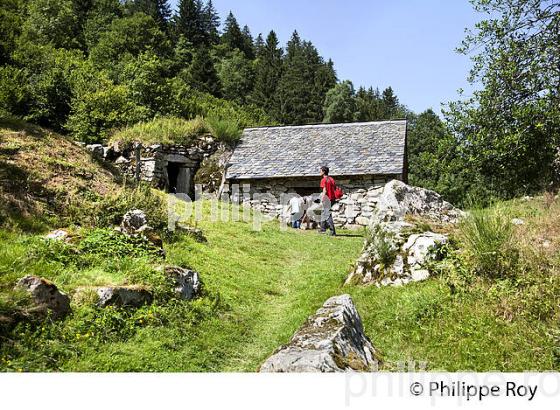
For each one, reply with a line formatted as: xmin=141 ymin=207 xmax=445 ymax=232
xmin=0 ymin=118 xmax=121 ymax=231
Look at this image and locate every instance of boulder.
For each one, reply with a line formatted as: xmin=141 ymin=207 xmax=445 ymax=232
xmin=259 ymin=295 xmax=379 ymax=372
xmin=373 ymin=180 xmax=463 ymax=224
xmin=402 ymin=232 xmax=448 ymax=279
xmin=96 ymin=286 xmax=152 ymax=308
xmin=120 ymin=210 xmax=164 ymax=253
xmin=511 ymin=218 xmax=524 ymax=226
xmin=165 ymin=266 xmax=202 ymax=300
xmin=121 ymin=209 xmax=148 ymax=234
xmin=346 ymin=228 xmax=448 ymax=287
xmin=16 ymin=276 xmax=71 ymax=318
xmin=85 ymin=144 xmax=104 ymax=159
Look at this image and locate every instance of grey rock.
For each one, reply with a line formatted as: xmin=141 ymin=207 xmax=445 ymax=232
xmin=16 ymin=276 xmax=71 ymax=318
xmin=259 ymin=294 xmax=379 ymax=372
xmin=355 ymin=216 xmax=370 ymax=226
xmin=114 ymin=156 xmax=130 ymax=165
xmin=511 ymin=218 xmax=525 ymax=225
xmin=373 ymin=180 xmax=463 ymax=225
xmin=96 ymin=286 xmax=152 ymax=308
xmin=86 ymin=144 xmax=104 ymax=159
xmin=403 ymin=232 xmax=448 ymax=271
xmin=165 ymin=266 xmax=202 ymax=300
xmin=121 ymin=209 xmax=148 ymax=233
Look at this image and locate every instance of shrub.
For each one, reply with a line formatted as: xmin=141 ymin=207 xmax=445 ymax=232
xmin=206 ymin=117 xmax=242 ymax=145
xmin=368 ymin=225 xmax=398 ymax=267
xmin=459 ymin=207 xmax=519 ymax=278
xmin=66 ymin=81 xmax=150 ymax=143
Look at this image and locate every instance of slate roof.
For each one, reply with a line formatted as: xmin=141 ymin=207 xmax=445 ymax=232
xmin=225 ymin=120 xmax=407 ymax=180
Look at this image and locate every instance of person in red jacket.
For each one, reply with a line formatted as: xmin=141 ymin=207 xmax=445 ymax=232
xmin=319 ymin=165 xmax=336 ymax=236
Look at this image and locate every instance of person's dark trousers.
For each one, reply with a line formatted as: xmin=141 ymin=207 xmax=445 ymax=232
xmin=320 ymin=201 xmax=336 ymax=235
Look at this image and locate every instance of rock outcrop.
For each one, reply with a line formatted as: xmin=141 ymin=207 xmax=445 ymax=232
xmin=96 ymin=286 xmax=153 ymax=308
xmin=259 ymin=294 xmax=379 ymax=372
xmin=16 ymin=276 xmax=71 ymax=318
xmin=346 ymin=181 xmax=461 ymax=287
xmin=373 ymin=180 xmax=463 ymax=224
xmin=165 ymin=266 xmax=202 ymax=300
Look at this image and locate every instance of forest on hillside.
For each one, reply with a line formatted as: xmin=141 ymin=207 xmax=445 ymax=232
xmin=0 ymin=0 xmax=559 ymax=205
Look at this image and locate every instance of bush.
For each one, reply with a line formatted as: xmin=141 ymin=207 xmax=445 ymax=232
xmin=206 ymin=117 xmax=242 ymax=145
xmin=66 ymin=81 xmax=150 ymax=143
xmin=368 ymin=225 xmax=398 ymax=267
xmin=459 ymin=207 xmax=519 ymax=278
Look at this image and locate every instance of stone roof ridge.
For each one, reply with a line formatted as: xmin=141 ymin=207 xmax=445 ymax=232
xmin=244 ymin=119 xmax=408 ymax=132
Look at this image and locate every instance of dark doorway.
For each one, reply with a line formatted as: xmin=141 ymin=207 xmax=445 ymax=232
xmin=167 ymin=162 xmax=192 ymax=195
xmin=293 ymin=187 xmax=319 ymax=197
xmin=167 ymin=162 xmax=180 ymax=193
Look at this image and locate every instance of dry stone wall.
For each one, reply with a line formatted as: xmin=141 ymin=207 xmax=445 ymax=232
xmin=89 ymin=136 xmax=221 ymax=194
xmin=225 ymin=174 xmax=400 ymax=228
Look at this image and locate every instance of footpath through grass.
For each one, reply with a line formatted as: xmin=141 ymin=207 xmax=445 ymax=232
xmin=1 ymin=199 xmax=558 ymax=371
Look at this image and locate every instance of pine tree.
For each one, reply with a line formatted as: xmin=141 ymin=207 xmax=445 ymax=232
xmin=203 ymin=0 xmax=220 ymax=45
xmin=251 ymin=30 xmax=283 ymax=115
xmin=187 ymin=46 xmax=221 ymax=96
xmin=274 ymin=31 xmax=312 ymax=124
xmin=127 ymin=0 xmax=171 ymax=32
xmin=241 ymin=25 xmax=255 ymax=59
xmin=355 ymin=86 xmax=383 ymax=121
xmin=381 ymin=86 xmax=399 ymax=119
xmin=221 ymin=12 xmax=244 ymax=53
xmin=174 ymin=0 xmax=207 ymax=47
xmin=275 ymin=32 xmax=332 ymax=124
xmin=254 ymin=33 xmax=265 ymax=57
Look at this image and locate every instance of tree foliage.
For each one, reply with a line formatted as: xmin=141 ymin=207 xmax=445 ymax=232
xmin=445 ymin=0 xmax=560 ymax=197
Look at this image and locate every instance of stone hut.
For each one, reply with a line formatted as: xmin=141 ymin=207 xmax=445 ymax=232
xmin=224 ymin=120 xmax=408 ymax=228
xmin=99 ymin=136 xmax=224 ymax=197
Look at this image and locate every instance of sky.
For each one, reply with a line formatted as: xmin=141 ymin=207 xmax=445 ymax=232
xmin=169 ymin=0 xmax=482 ymax=114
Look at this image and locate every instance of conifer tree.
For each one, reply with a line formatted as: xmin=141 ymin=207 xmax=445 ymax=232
xmin=175 ymin=0 xmax=207 ymax=47
xmin=187 ymin=46 xmax=221 ymax=97
xmin=221 ymin=12 xmax=244 ymax=53
xmin=241 ymin=25 xmax=255 ymax=59
xmin=203 ymin=0 xmax=220 ymax=45
xmin=381 ymin=86 xmax=403 ymax=119
xmin=251 ymin=30 xmax=283 ymax=115
xmin=275 ymin=31 xmax=332 ymax=124
xmin=254 ymin=33 xmax=265 ymax=57
xmin=127 ymin=0 xmax=171 ymax=31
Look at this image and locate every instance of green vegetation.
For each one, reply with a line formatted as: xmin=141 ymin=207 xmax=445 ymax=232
xmin=110 ymin=116 xmax=243 ymax=147
xmin=1 ymin=196 xmax=558 ymax=371
xmin=110 ymin=116 xmax=208 ymax=146
xmin=459 ymin=207 xmax=518 ymax=278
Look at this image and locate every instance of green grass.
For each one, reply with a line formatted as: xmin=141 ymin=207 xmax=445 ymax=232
xmin=1 ymin=198 xmax=558 ymax=372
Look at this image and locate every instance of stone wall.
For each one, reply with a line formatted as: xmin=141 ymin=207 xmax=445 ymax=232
xmin=224 ymin=173 xmax=402 ymax=229
xmin=89 ymin=135 xmax=221 ymax=195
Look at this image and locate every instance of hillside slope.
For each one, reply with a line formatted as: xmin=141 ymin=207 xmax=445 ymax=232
xmin=0 ymin=118 xmax=121 ymax=231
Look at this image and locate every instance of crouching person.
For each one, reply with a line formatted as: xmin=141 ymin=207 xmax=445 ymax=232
xmin=287 ymin=194 xmax=304 ymax=229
